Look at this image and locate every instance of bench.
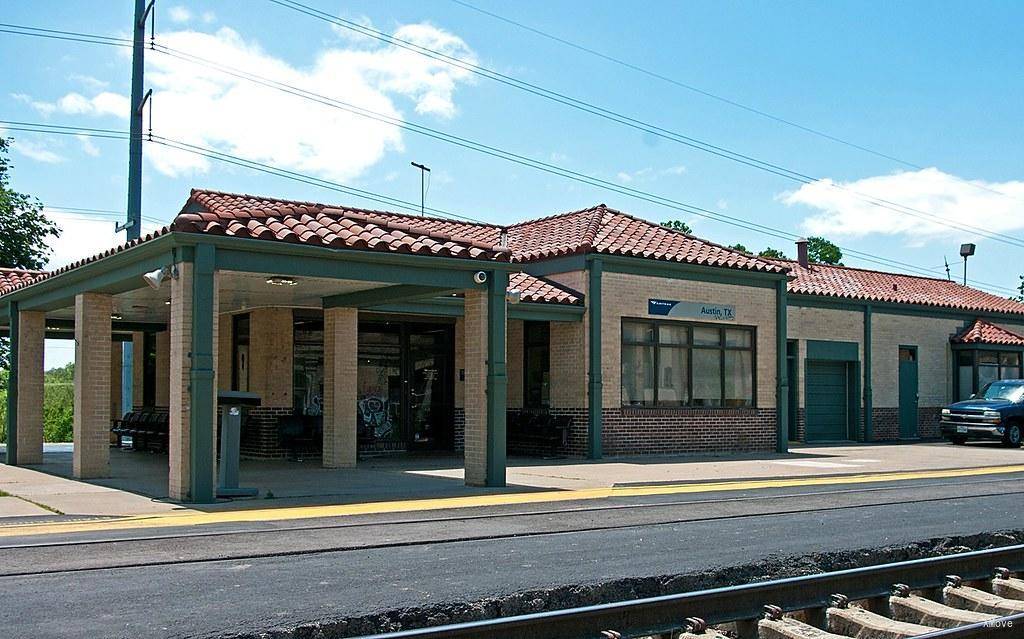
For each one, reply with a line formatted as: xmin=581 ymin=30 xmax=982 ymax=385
xmin=507 ymin=411 xmax=571 ymax=457
xmin=111 ymin=410 xmax=169 ymax=452
xmin=277 ymin=414 xmax=323 ymax=460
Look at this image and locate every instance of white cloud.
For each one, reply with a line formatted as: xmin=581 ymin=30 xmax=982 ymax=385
xmin=76 ymin=134 xmax=100 ymax=157
xmin=44 ymin=209 xmax=164 ymax=270
xmin=11 ymin=138 xmax=65 ymax=164
xmin=168 ymin=6 xmax=192 ymax=23
xmin=201 ymin=11 xmax=216 ymax=24
xmin=615 ymin=165 xmax=687 ymax=183
xmin=68 ymin=73 xmax=110 ymax=90
xmin=31 ymin=24 xmax=476 ymax=181
xmin=11 ymin=93 xmax=56 ymax=116
xmin=781 ymin=168 xmax=1024 ymax=243
xmin=716 ymin=198 xmax=729 ymax=210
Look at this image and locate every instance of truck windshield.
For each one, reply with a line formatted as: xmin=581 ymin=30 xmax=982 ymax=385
xmin=980 ymin=381 xmax=1024 ymax=402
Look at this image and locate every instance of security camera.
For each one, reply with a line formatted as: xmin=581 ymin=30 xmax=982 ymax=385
xmin=473 ymin=271 xmax=488 ymax=284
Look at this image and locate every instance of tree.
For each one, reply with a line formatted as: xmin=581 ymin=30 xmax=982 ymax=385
xmin=1014 ymin=275 xmax=1024 ymax=303
xmin=728 ymin=243 xmax=749 ymax=253
xmin=758 ymin=247 xmax=788 ymax=259
xmin=0 ymin=138 xmax=60 ymax=270
xmin=0 ymin=137 xmax=60 ymax=372
xmin=661 ymin=220 xmax=692 ymax=234
xmin=806 ymin=236 xmax=843 ymax=265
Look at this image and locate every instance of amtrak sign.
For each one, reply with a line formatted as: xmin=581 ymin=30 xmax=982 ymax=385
xmin=648 ymin=298 xmax=736 ymax=322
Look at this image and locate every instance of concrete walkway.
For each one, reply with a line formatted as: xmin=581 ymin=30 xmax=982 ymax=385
xmin=1 ymin=440 xmax=1021 ymax=521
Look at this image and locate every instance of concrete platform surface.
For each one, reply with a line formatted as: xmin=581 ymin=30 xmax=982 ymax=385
xmin=0 ymin=440 xmax=1021 ymax=521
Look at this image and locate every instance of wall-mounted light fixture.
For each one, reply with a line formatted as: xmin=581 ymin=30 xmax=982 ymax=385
xmin=143 ymin=264 xmax=178 ymax=290
xmin=266 ymin=276 xmax=298 ymax=286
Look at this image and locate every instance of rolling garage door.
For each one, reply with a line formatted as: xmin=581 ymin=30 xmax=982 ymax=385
xmin=805 ymin=360 xmax=849 ymax=441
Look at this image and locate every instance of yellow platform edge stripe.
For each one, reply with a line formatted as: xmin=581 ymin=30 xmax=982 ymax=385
xmin=4 ymin=463 xmax=1024 ymax=538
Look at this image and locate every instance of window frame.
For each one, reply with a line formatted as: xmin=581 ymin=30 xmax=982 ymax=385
xmin=522 ymin=320 xmax=551 ymax=410
xmin=620 ymin=317 xmax=757 ymax=409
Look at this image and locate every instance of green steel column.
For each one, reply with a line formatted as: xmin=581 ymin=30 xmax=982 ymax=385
xmin=5 ymin=301 xmax=18 ymax=464
xmin=485 ymin=269 xmax=508 ymax=486
xmin=775 ymin=280 xmax=788 ymax=453
xmin=863 ymin=304 xmax=873 ymax=442
xmin=189 ymin=244 xmax=216 ymax=502
xmin=587 ymin=258 xmax=603 ymax=459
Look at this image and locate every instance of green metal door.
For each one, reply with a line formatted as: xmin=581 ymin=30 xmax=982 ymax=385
xmin=805 ymin=360 xmax=849 ymax=441
xmin=898 ymin=346 xmax=919 ymax=438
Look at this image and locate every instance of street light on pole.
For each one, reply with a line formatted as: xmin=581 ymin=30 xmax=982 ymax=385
xmin=411 ymin=162 xmax=431 ymax=216
xmin=959 ymin=243 xmax=976 ymax=286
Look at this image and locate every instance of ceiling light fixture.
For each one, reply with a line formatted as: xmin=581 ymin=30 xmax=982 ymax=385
xmin=266 ymin=276 xmax=298 ymax=286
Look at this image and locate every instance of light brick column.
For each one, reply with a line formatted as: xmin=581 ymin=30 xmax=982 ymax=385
xmin=73 ymin=293 xmax=112 ymax=478
xmin=168 ymin=261 xmax=219 ymax=501
xmin=15 ymin=311 xmax=46 ymax=464
xmin=323 ymin=306 xmax=357 ymax=468
xmin=464 ymin=279 xmax=507 ymax=487
xmin=463 ymin=289 xmax=488 ymax=485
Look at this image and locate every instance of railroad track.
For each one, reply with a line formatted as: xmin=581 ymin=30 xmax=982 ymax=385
xmin=357 ymin=544 xmax=1024 ymax=639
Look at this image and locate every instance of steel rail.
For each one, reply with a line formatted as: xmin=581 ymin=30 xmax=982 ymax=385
xmin=355 ymin=544 xmax=1024 ymax=639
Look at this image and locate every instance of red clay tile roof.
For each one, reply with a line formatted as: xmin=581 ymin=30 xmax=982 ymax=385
xmin=0 ymin=229 xmax=173 ymax=296
xmin=0 ymin=267 xmax=47 ymax=292
xmin=509 ymin=272 xmax=582 ymax=305
xmin=177 ymin=190 xmax=510 ymax=261
xmin=779 ymin=259 xmax=1024 ymax=315
xmin=507 ymin=205 xmax=786 ymax=273
xmin=181 ymin=192 xmax=783 ymax=273
xmin=952 ymin=319 xmax=1024 ymax=346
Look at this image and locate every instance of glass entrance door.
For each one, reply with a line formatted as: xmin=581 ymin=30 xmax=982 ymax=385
xmin=357 ymin=320 xmax=454 ymax=452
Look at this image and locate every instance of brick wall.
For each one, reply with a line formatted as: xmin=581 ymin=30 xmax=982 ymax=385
xmin=506 ymin=319 xmax=524 ymax=409
xmin=601 ymin=272 xmax=778 ymax=408
xmin=239 ymin=406 xmax=300 ymax=458
xmin=73 ymin=292 xmax=112 ymax=478
xmin=787 ymin=306 xmax=864 ymax=406
xmin=602 ymin=408 xmax=777 ymax=455
xmin=871 ymin=313 xmax=961 ymax=409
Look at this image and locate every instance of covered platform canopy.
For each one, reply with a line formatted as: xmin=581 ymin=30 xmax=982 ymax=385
xmin=0 ymin=190 xmax=586 ymax=503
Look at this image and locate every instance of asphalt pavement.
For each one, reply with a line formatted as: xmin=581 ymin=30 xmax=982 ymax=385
xmin=3 ymin=474 xmax=1024 ymax=638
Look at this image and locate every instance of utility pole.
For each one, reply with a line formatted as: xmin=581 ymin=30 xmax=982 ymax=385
xmin=118 ymin=0 xmax=154 ymax=241
xmin=410 ymin=162 xmax=430 ymax=216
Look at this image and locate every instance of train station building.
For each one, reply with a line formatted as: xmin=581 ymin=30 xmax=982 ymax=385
xmin=3 ymin=188 xmax=1024 ymax=502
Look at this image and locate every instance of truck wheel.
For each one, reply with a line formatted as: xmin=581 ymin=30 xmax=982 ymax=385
xmin=949 ymin=436 xmax=967 ymax=445
xmin=1004 ymin=424 xmax=1022 ymax=448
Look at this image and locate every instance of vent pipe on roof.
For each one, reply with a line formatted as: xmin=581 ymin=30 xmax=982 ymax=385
xmin=499 ymin=226 xmax=509 ymax=249
xmin=796 ymin=237 xmax=809 ymax=268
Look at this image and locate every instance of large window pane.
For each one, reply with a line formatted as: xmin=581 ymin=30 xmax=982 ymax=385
xmin=979 ymin=364 xmax=999 ymax=389
xmin=659 ymin=324 xmax=688 ymax=345
xmin=692 ymin=349 xmax=722 ymax=406
xmin=621 ymin=344 xmax=656 ymax=405
xmin=657 ymin=346 xmax=689 ymax=406
xmin=623 ymin=321 xmax=655 ymax=343
xmin=724 ymin=350 xmax=753 ymax=407
xmin=958 ymin=365 xmax=974 ymax=400
xmin=693 ymin=326 xmax=721 ymax=346
xmin=725 ymin=328 xmax=752 ymax=348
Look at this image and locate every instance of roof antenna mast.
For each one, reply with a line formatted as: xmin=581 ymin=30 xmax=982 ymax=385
xmin=411 ymin=162 xmax=431 ymax=216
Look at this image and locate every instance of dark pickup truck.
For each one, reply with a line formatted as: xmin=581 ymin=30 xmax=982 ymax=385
xmin=940 ymin=379 xmax=1024 ymax=446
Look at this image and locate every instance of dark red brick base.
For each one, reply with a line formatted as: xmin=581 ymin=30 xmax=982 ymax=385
xmin=601 ymin=408 xmax=777 ymax=455
xmin=869 ymin=407 xmax=941 ymax=441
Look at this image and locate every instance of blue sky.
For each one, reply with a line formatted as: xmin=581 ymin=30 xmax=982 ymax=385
xmin=3 ymin=1 xmax=1024 ymax=367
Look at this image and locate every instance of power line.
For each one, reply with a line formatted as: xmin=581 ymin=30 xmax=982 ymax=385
xmin=447 ymin=0 xmax=1018 ymax=202
xmin=0 ymin=23 xmax=131 ymax=47
xmin=266 ymin=0 xmax=1024 ymax=250
xmin=138 ymin=45 xmax=1023 ymax=289
xmin=3 ymin=20 xmax=1021 ymax=249
xmin=9 ymin=119 xmax=1018 ymax=295
xmin=4 ymin=21 xmax=1022 ymax=252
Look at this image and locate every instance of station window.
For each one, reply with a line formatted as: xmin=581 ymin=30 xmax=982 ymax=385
xmin=523 ymin=321 xmax=550 ymax=409
xmin=955 ymin=349 xmax=1023 ymax=400
xmin=621 ymin=319 xmax=755 ymax=408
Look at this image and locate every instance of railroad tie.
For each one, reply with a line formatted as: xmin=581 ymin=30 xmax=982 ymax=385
xmin=992 ymin=567 xmax=1024 ymax=601
xmin=826 ymin=594 xmax=937 ymax=639
xmin=675 ymin=616 xmax=731 ymax=639
xmin=888 ymin=592 xmax=997 ymax=628
xmin=943 ymin=575 xmax=1024 ymax=615
xmin=757 ymin=616 xmax=848 ymax=639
